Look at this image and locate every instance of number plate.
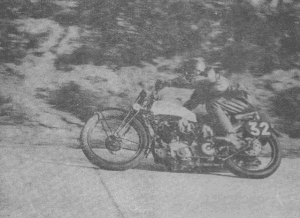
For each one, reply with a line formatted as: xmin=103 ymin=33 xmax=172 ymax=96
xmin=245 ymin=121 xmax=271 ymax=137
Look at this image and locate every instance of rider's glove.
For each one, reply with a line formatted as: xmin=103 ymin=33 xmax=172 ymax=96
xmin=202 ymin=124 xmax=213 ymax=138
xmin=155 ymin=79 xmax=166 ymax=92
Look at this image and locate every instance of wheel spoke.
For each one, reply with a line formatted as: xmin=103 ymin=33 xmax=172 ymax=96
xmin=85 ymin=109 xmax=144 ymax=165
xmin=99 ymin=121 xmax=110 ymax=137
xmin=113 ymin=110 xmax=133 ymax=135
xmin=233 ymin=137 xmax=274 ymax=171
xmin=99 ymin=111 xmax=113 ymax=134
xmin=120 ymin=147 xmax=139 ymax=152
xmin=117 ymin=137 xmax=139 ymax=145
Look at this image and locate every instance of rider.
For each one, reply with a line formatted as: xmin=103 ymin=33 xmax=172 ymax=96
xmin=155 ymin=58 xmax=254 ymax=150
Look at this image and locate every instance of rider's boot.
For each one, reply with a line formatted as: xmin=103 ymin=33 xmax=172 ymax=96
xmin=242 ymin=156 xmax=262 ymax=167
xmin=224 ymin=132 xmax=241 ymax=149
xmin=224 ymin=132 xmax=261 ymax=166
xmin=225 ymin=132 xmax=262 ymax=167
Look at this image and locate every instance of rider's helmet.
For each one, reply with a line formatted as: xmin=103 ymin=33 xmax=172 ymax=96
xmin=182 ymin=58 xmax=206 ymax=81
xmin=197 ymin=61 xmax=225 ymax=84
xmin=197 ymin=62 xmax=223 ymax=76
xmin=183 ymin=58 xmax=225 ymax=83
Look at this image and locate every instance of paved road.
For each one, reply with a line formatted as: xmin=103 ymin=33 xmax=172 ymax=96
xmin=1 ymin=145 xmax=300 ymax=218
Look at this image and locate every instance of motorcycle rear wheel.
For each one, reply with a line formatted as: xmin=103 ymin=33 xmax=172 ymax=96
xmin=81 ymin=108 xmax=148 ymax=171
xmin=225 ymin=135 xmax=282 ymax=179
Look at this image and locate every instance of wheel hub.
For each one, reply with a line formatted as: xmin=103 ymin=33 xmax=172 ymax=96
xmin=245 ymin=139 xmax=262 ymax=156
xmin=105 ymin=135 xmax=122 ymax=152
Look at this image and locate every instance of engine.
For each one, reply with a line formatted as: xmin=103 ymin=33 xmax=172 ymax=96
xmin=156 ymin=118 xmax=194 ymax=155
xmin=154 ymin=117 xmax=221 ymax=172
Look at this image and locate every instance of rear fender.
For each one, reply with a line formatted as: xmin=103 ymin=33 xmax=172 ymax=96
xmin=270 ymin=127 xmax=281 ymax=137
xmin=243 ymin=112 xmax=282 ymax=138
xmin=257 ymin=112 xmax=282 ymax=138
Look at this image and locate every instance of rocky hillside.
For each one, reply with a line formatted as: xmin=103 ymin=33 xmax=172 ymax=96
xmin=0 ymin=15 xmax=180 ymax=146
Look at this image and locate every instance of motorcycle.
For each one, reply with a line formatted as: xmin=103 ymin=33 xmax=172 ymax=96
xmin=80 ymin=88 xmax=282 ymax=179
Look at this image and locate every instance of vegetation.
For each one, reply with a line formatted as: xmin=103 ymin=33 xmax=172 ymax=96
xmin=0 ymin=0 xmax=62 ymax=63
xmin=1 ymin=0 xmax=300 ymax=73
xmin=272 ymin=87 xmax=300 ymax=137
xmin=2 ymin=0 xmax=300 ymax=136
xmin=63 ymin=0 xmax=300 ymax=73
xmin=37 ymin=82 xmax=103 ymax=121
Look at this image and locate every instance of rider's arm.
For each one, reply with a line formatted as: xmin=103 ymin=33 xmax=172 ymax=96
xmin=183 ymin=82 xmax=209 ymax=110
xmin=157 ymin=75 xmax=201 ymax=90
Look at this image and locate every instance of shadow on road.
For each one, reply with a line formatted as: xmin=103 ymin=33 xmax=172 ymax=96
xmin=31 ymin=146 xmax=299 ymax=179
xmin=134 ymin=159 xmax=238 ymax=179
xmin=33 ymin=159 xmax=100 ymax=170
xmin=282 ymin=149 xmax=300 ymax=159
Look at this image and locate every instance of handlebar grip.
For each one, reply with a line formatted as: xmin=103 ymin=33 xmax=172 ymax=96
xmin=154 ymin=79 xmax=166 ymax=91
xmin=137 ymin=90 xmax=147 ymax=105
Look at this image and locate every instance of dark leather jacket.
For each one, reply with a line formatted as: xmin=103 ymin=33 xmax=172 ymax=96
xmin=162 ymin=74 xmax=250 ymax=110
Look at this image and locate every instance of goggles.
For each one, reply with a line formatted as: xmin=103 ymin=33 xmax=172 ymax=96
xmin=195 ymin=66 xmax=213 ymax=77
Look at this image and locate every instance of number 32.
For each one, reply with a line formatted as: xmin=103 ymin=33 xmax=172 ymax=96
xmin=248 ymin=121 xmax=271 ymax=136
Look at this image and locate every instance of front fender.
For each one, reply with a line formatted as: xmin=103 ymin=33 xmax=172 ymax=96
xmin=136 ymin=113 xmax=155 ymax=157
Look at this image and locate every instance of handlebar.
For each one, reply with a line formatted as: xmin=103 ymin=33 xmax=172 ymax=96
xmin=136 ymin=89 xmax=147 ymax=105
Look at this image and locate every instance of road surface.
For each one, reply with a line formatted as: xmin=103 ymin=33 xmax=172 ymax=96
xmin=1 ymin=144 xmax=299 ymax=218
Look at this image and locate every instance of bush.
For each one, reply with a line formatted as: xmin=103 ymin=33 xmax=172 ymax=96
xmin=0 ymin=94 xmax=11 ymax=108
xmin=272 ymin=87 xmax=300 ymax=120
xmin=271 ymin=87 xmax=300 ymax=137
xmin=0 ymin=20 xmax=29 ymax=62
xmin=73 ymin=0 xmax=230 ymax=67
xmin=2 ymin=0 xmax=300 ymax=74
xmin=221 ymin=1 xmax=300 ymax=74
xmin=0 ymin=0 xmax=65 ymax=63
xmin=69 ymin=0 xmax=300 ymax=73
xmin=38 ymin=82 xmax=104 ymax=121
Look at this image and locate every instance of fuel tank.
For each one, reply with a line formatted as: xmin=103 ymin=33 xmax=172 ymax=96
xmin=150 ymin=101 xmax=197 ymax=122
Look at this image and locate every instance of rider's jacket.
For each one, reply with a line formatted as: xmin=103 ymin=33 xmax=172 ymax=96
xmin=164 ymin=74 xmax=252 ymax=113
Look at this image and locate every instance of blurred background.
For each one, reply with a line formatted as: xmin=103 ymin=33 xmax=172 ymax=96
xmin=0 ymin=0 xmax=300 ymax=155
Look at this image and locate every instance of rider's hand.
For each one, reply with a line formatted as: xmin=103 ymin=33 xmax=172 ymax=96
xmin=202 ymin=124 xmax=213 ymax=138
xmin=154 ymin=79 xmax=166 ymax=92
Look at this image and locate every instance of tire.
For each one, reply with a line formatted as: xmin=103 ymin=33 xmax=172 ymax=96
xmin=225 ymin=135 xmax=282 ymax=179
xmin=81 ymin=108 xmax=148 ymax=171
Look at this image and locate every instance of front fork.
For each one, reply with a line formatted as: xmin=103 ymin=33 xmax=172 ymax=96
xmin=95 ymin=108 xmax=140 ymax=137
xmin=113 ymin=109 xmax=140 ymax=137
xmin=95 ymin=107 xmax=155 ymax=157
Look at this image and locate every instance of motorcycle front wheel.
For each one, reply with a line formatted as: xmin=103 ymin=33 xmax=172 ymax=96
xmin=80 ymin=108 xmax=148 ymax=171
xmin=225 ymin=134 xmax=282 ymax=179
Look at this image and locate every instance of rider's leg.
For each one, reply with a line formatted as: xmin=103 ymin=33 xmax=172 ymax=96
xmin=205 ymin=100 xmax=234 ymax=134
xmin=191 ymin=104 xmax=207 ymax=123
xmin=207 ymin=99 xmax=262 ymax=166
xmin=192 ymin=105 xmax=214 ymax=138
xmin=206 ymin=100 xmax=240 ymax=148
